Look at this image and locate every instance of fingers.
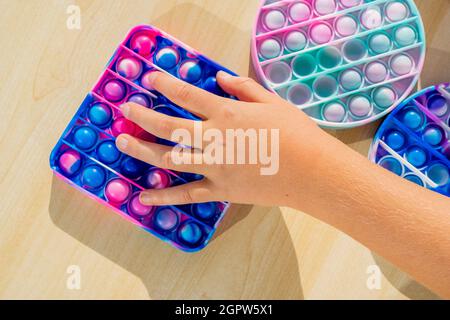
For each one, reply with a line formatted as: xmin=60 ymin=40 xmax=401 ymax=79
xmin=139 ymin=179 xmax=214 ymax=206
xmin=144 ymin=71 xmax=227 ymax=118
xmin=216 ymin=71 xmax=280 ymax=103
xmin=116 ymin=134 xmax=205 ymax=174
xmin=121 ymin=102 xmax=197 ymax=142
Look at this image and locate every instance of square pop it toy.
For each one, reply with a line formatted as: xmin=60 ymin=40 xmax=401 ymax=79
xmin=369 ymin=83 xmax=450 ymax=197
xmin=49 ymin=25 xmax=236 ymax=252
xmin=251 ymin=0 xmax=426 ymax=129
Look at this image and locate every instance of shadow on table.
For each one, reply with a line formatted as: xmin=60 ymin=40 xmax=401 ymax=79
xmin=371 ymin=253 xmax=441 ymax=300
xmin=49 ymin=175 xmax=304 ymax=299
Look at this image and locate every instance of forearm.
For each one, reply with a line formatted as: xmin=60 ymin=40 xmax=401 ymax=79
xmin=291 ymin=134 xmax=450 ymax=298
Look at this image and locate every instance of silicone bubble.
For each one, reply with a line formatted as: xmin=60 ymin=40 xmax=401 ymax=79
xmin=259 ymin=38 xmax=282 ymax=59
xmin=265 ymin=61 xmax=292 ymax=84
xmin=105 ymin=178 xmax=131 ymax=204
xmin=340 ymin=69 xmax=362 ymax=91
xmin=373 ymin=86 xmax=396 ymax=109
xmin=192 ymin=202 xmax=217 ymax=220
xmin=314 ymin=0 xmax=337 ymax=16
xmin=88 ymin=103 xmax=112 ymax=127
xmin=385 ymin=129 xmax=406 ymax=150
xmin=288 ymin=2 xmax=311 ymax=22
xmin=58 ymin=149 xmax=82 ymax=176
xmin=111 ymin=117 xmax=137 ymax=136
xmin=178 ymin=221 xmax=203 ymax=246
xmin=427 ymin=94 xmax=448 ymax=117
xmin=322 ymin=102 xmax=347 ymax=122
xmin=116 ymin=56 xmax=142 ymax=81
xmin=155 ymin=47 xmax=180 ymax=70
xmin=130 ymin=31 xmax=156 ymax=57
xmin=348 ymin=94 xmax=372 ymax=118
xmin=404 ymin=173 xmax=425 ymax=186
xmin=378 ymin=156 xmax=404 ymax=176
xmin=394 ymin=26 xmax=417 ymax=47
xmin=423 ymin=125 xmax=445 ymax=146
xmin=97 ymin=140 xmax=121 ymax=164
xmin=81 ymin=165 xmax=106 ymax=190
xmin=340 ymin=0 xmax=362 ymax=8
xmin=179 ymin=60 xmax=202 ymax=83
xmin=154 ymin=208 xmax=179 ymax=231
xmin=292 ymin=54 xmax=316 ymax=77
xmin=102 ymin=79 xmax=127 ymax=102
xmin=128 ymin=193 xmax=153 ymax=218
xmin=252 ymin=0 xmax=425 ymax=128
xmin=317 ymin=47 xmax=342 ymax=69
xmin=145 ymin=168 xmax=171 ymax=189
xmin=263 ymin=9 xmax=286 ymax=30
xmin=73 ymin=126 xmax=98 ymax=150
xmin=427 ymin=163 xmax=450 ymax=187
xmin=127 ymin=93 xmax=152 ymax=108
xmin=369 ymin=33 xmax=392 ymax=54
xmin=287 ymin=83 xmax=312 ymax=105
xmin=284 ymin=31 xmax=307 ymax=52
xmin=335 ymin=15 xmax=358 ymax=37
xmin=50 ymin=25 xmax=232 ymax=252
xmin=369 ymin=83 xmax=450 ymax=197
xmin=120 ymin=156 xmax=147 ymax=180
xmin=310 ymin=22 xmax=333 ymax=44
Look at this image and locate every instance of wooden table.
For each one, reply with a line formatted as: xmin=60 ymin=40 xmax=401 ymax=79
xmin=0 ymin=0 xmax=448 ymax=299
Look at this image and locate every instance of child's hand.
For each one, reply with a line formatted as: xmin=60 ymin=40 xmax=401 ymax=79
xmin=115 ymin=71 xmax=450 ymax=298
xmin=115 ymin=71 xmax=332 ymax=207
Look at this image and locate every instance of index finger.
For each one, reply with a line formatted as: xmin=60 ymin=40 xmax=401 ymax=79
xmin=144 ymin=71 xmax=228 ymax=119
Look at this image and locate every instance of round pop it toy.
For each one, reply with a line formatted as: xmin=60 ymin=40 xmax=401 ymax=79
xmin=252 ymin=0 xmax=426 ymax=128
xmin=369 ymin=83 xmax=450 ymax=197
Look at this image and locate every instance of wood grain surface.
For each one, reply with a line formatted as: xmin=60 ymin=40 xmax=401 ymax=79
xmin=0 ymin=0 xmax=448 ymax=299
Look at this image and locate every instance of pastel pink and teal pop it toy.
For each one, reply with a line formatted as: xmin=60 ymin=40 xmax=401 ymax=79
xmin=50 ymin=25 xmax=235 ymax=252
xmin=369 ymin=83 xmax=450 ymax=197
xmin=251 ymin=0 xmax=426 ymax=129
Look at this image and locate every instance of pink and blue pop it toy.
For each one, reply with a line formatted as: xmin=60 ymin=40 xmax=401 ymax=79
xmin=50 ymin=25 xmax=235 ymax=252
xmin=369 ymin=83 xmax=450 ymax=197
xmin=251 ymin=0 xmax=426 ymax=128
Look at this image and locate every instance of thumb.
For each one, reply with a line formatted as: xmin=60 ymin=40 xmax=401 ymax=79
xmin=216 ymin=71 xmax=280 ymax=103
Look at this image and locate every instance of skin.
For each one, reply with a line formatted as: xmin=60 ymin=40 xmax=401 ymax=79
xmin=116 ymin=71 xmax=450 ymax=298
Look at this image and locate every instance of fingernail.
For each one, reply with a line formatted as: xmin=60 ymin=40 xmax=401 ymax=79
xmin=116 ymin=135 xmax=129 ymax=150
xmin=139 ymin=192 xmax=153 ymax=205
xmin=217 ymin=70 xmax=233 ymax=80
xmin=120 ymin=103 xmax=130 ymax=117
